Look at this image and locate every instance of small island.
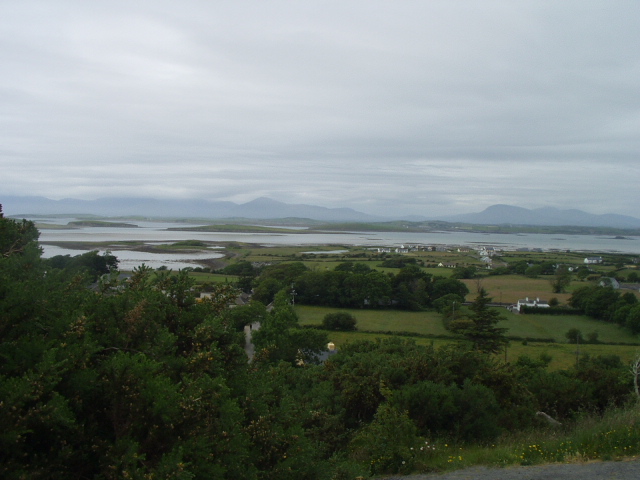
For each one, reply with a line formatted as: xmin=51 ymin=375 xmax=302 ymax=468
xmin=67 ymin=220 xmax=139 ymax=228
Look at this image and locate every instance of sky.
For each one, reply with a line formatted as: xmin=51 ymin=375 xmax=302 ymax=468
xmin=1 ymin=1 xmax=639 ymax=218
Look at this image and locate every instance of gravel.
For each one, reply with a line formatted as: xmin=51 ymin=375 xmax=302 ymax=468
xmin=382 ymin=458 xmax=640 ymax=480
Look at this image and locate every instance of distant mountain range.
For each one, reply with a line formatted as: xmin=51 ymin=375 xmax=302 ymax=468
xmin=436 ymin=204 xmax=640 ymax=229
xmin=3 ymin=195 xmax=640 ymax=229
xmin=1 ymin=195 xmax=384 ymax=223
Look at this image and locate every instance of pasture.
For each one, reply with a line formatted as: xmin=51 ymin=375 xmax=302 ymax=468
xmin=461 ymin=274 xmax=577 ymax=304
xmin=295 ymin=305 xmax=640 ymax=370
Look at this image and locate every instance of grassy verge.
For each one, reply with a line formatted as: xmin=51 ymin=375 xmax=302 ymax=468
xmin=404 ymin=405 xmax=640 ymax=473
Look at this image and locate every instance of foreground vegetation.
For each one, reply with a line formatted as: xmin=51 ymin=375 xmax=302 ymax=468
xmin=396 ymin=405 xmax=640 ymax=473
xmin=3 ymin=210 xmax=640 ymax=479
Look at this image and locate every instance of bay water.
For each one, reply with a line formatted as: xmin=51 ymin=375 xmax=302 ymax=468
xmin=34 ymin=219 xmax=640 ymax=270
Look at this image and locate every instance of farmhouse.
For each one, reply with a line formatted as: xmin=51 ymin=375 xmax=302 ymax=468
xmin=584 ymin=256 xmax=603 ymax=264
xmin=516 ymin=297 xmax=550 ymax=312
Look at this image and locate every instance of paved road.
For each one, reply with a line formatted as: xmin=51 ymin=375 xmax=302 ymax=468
xmin=382 ymin=459 xmax=640 ymax=480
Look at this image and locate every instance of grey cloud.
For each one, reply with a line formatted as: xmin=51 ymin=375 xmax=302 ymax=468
xmin=1 ymin=1 xmax=639 ymax=217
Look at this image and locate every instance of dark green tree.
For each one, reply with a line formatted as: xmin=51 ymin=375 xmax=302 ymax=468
xmin=322 ymin=312 xmax=357 ymax=331
xmin=551 ymin=265 xmax=572 ymax=293
xmin=432 ymin=293 xmax=465 ymax=316
xmin=565 ymin=328 xmax=584 ymax=343
xmin=525 ymin=265 xmax=543 ymax=278
xmin=451 ymin=266 xmax=477 ymax=279
xmin=626 ymin=304 xmax=640 ymax=335
xmin=456 ymin=288 xmax=508 ymax=354
xmin=431 ymin=277 xmax=469 ymax=301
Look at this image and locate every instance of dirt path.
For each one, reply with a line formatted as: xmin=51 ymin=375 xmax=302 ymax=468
xmin=382 ymin=458 xmax=640 ymax=480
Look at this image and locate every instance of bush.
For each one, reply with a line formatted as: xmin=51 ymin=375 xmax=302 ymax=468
xmin=348 ymin=403 xmax=418 ymax=475
xmin=565 ymin=328 xmax=584 ymax=343
xmin=322 ymin=312 xmax=357 ymax=331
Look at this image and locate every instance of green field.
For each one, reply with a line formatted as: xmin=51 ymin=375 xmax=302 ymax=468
xmin=498 ymin=311 xmax=634 ymax=342
xmin=460 ymin=274 xmax=576 ymax=304
xmin=461 ymin=274 xmax=640 ymax=304
xmin=295 ymin=305 xmax=640 ymax=370
xmin=296 ymin=305 xmax=637 ymax=343
xmin=190 ymin=243 xmax=640 ymax=371
xmin=173 ymin=271 xmax=239 ymax=284
xmin=297 ymin=305 xmax=449 ymax=336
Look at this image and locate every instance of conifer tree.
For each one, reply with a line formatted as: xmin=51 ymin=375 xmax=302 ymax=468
xmin=461 ymin=288 xmax=508 ymax=354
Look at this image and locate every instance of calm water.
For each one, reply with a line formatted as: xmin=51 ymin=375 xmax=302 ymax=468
xmin=34 ymin=219 xmax=640 ymax=269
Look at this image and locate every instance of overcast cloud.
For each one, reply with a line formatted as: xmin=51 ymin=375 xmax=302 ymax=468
xmin=1 ymin=1 xmax=639 ymax=217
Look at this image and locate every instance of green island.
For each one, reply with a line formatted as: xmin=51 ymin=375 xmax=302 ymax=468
xmin=67 ymin=220 xmax=139 ymax=228
xmin=68 ymin=215 xmax=640 ymax=235
xmin=167 ymin=224 xmax=307 ymax=234
xmin=3 ymin=212 xmax=640 ymax=479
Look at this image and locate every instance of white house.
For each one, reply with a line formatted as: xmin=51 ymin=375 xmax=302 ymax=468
xmin=516 ymin=297 xmax=550 ymax=312
xmin=584 ymin=257 xmax=603 ymax=264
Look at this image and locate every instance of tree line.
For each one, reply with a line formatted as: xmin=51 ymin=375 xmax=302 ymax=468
xmin=232 ymin=260 xmax=470 ymax=311
xmin=569 ymin=285 xmax=640 ymax=334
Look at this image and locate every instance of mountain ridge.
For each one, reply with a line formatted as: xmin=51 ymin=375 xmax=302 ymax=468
xmin=2 ymin=195 xmax=640 ymax=229
xmin=438 ymin=204 xmax=640 ymax=229
xmin=1 ymin=195 xmax=385 ymax=223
